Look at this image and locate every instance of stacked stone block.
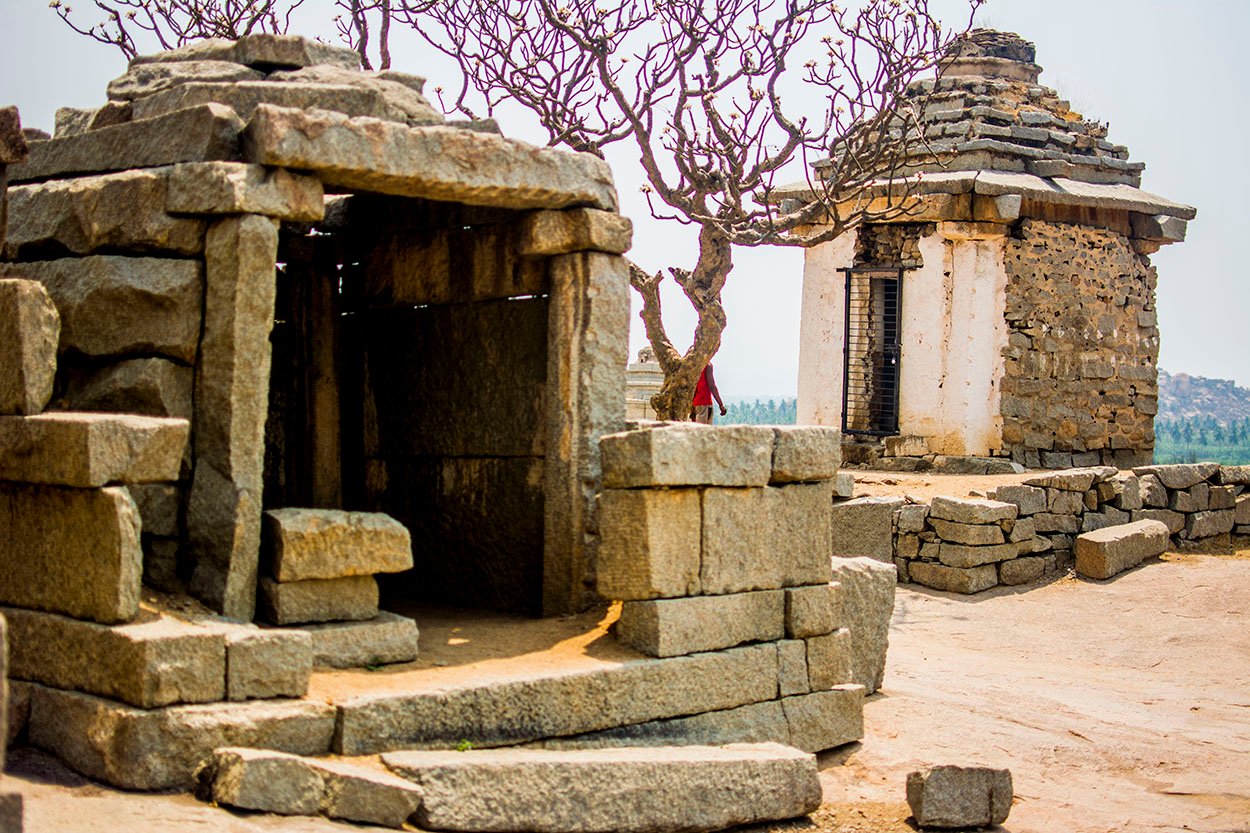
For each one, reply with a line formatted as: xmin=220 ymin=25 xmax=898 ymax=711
xmin=595 ymin=424 xmax=864 ymax=752
xmin=260 ymin=509 xmax=420 ymax=667
xmin=1129 ymin=463 xmax=1247 ymax=544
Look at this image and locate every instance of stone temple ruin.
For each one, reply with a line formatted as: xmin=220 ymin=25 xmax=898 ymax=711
xmin=784 ymin=30 xmax=1196 ymax=471
xmin=0 ymin=35 xmax=888 ymax=831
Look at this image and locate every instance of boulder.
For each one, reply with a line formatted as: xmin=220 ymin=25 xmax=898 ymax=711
xmin=615 ymin=590 xmax=784 ymax=658
xmin=202 ymin=747 xmax=324 ymax=816
xmin=383 ymin=743 xmax=822 ymax=833
xmin=989 ymin=484 xmax=1048 ymax=515
xmin=0 ymin=255 xmax=203 ymax=362
xmin=1075 ymin=519 xmax=1169 ymax=580
xmin=828 ymin=557 xmax=896 ymax=693
xmin=244 ymin=105 xmax=618 ymax=211
xmin=131 ymin=34 xmax=361 ymax=71
xmin=906 ymin=765 xmax=1013 ymax=828
xmin=998 ymin=556 xmax=1046 ymax=586
xmin=107 ymin=60 xmax=265 ymax=101
xmin=263 ymin=508 xmax=413 ymax=581
xmin=1184 ymin=510 xmax=1235 ymax=541
xmin=908 ymin=561 xmax=998 ymax=595
xmin=0 ymin=279 xmax=59 ymax=415
xmin=0 ymin=412 xmax=187 ymax=487
xmin=600 ymin=424 xmax=774 ymax=488
xmin=0 ymin=484 xmax=142 ymax=624
xmin=268 ymin=64 xmax=443 ymax=125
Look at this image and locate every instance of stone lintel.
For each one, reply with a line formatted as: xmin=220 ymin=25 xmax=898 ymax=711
xmin=937 ymin=220 xmax=1010 ymax=242
xmin=243 ymin=105 xmax=618 ymax=212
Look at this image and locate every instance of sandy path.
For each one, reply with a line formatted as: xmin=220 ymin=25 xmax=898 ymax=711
xmin=817 ymin=552 xmax=1250 ymax=833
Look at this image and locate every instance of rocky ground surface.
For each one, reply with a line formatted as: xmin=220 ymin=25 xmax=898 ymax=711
xmin=6 ymin=547 xmax=1248 ymax=833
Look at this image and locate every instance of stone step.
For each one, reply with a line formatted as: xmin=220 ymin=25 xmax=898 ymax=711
xmin=382 ymin=743 xmax=821 ymax=833
xmin=20 ymin=681 xmax=335 ymax=790
xmin=199 ymin=747 xmax=421 ymax=829
xmin=0 ymin=412 xmax=188 ymax=487
xmin=334 ymin=642 xmax=780 ymax=756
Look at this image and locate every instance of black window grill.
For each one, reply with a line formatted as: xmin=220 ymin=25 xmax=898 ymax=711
xmin=841 ymin=267 xmax=903 ymax=437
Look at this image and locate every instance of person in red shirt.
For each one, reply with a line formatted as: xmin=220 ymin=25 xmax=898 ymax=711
xmin=690 ymin=362 xmax=727 ymax=424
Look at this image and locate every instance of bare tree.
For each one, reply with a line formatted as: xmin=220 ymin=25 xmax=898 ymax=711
xmin=396 ymin=0 xmax=981 ymax=420
xmin=333 ymin=0 xmax=393 ymax=69
xmin=49 ymin=0 xmax=309 ymax=59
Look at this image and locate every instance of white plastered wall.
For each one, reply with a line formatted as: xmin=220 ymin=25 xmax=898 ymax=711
xmin=796 ymin=225 xmax=1009 ymax=456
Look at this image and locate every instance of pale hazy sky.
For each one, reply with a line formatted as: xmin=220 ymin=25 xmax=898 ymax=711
xmin=2 ymin=0 xmax=1246 ymax=398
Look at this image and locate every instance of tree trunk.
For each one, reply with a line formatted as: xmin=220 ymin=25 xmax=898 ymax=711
xmin=630 ymin=225 xmax=734 ymax=421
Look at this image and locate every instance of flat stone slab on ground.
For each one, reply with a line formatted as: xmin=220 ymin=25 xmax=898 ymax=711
xmin=600 ymin=423 xmax=774 ymax=488
xmin=615 ymin=590 xmax=784 ymax=658
xmin=263 ymin=508 xmax=413 ymax=581
xmin=244 ymin=105 xmax=618 ymax=211
xmin=1075 ymin=519 xmax=1169 ymax=580
xmin=2 ymin=606 xmax=224 ymax=708
xmin=0 ymin=279 xmax=59 ymax=415
xmin=296 ymin=610 xmax=419 ymax=669
xmin=383 ymin=743 xmax=821 ymax=833
xmin=199 ymin=747 xmax=422 ymax=827
xmin=0 ymin=483 xmax=142 ymax=624
xmin=25 ymin=682 xmax=335 ymax=790
xmin=0 ymin=412 xmax=188 ymax=487
xmin=907 ymin=765 xmax=1013 ymax=828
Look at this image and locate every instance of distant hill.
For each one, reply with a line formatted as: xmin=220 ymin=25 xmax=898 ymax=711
xmin=1158 ymin=369 xmax=1250 ymax=423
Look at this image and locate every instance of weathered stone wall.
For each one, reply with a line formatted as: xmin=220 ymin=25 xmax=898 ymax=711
xmin=1000 ymin=219 xmax=1158 ymax=468
xmin=853 ymin=222 xmax=933 ymax=268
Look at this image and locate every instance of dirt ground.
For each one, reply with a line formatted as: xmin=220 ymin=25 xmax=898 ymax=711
xmin=6 ymin=548 xmax=1250 ymax=832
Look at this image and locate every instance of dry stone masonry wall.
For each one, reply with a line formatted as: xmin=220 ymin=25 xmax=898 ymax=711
xmin=595 ymin=423 xmax=866 ymax=751
xmin=833 ymin=463 xmax=1248 ymax=595
xmin=1001 ymin=220 xmax=1159 ymax=469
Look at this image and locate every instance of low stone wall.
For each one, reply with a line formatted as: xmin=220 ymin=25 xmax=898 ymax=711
xmin=832 ymin=463 xmax=1249 ymax=594
xmin=595 ymin=423 xmax=868 ymax=749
